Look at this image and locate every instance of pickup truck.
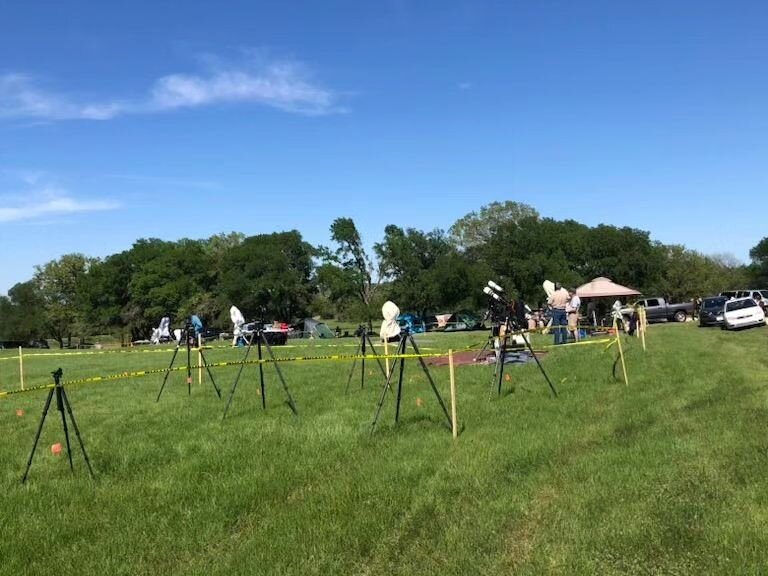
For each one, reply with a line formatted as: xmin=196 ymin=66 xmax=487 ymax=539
xmin=621 ymin=297 xmax=694 ymax=323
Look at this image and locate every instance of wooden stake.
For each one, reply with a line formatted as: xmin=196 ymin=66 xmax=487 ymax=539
xmin=19 ymin=346 xmax=24 ymax=391
xmin=449 ymin=349 xmax=458 ymax=439
xmin=613 ymin=317 xmax=629 ymax=386
xmin=640 ymin=307 xmax=647 ymax=352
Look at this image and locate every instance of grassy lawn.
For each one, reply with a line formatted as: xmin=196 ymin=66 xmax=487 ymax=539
xmin=1 ymin=324 xmax=767 ymax=575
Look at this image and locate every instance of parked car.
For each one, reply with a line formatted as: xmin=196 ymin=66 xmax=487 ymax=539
xmin=0 ymin=339 xmax=50 ymax=349
xmin=442 ymin=311 xmax=485 ymax=332
xmin=621 ymin=297 xmax=694 ymax=323
xmin=421 ymin=314 xmax=439 ymax=331
xmin=241 ymin=322 xmax=288 ymax=345
xmin=698 ymin=296 xmax=727 ymax=327
xmin=719 ymin=289 xmax=768 ymax=302
xmin=200 ymin=327 xmax=224 ymax=342
xmin=397 ymin=313 xmax=426 ymax=333
xmin=722 ymin=297 xmax=766 ymax=330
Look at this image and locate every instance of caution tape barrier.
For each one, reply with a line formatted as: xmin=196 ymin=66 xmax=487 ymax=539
xmin=0 ymin=336 xmax=605 ymax=400
xmin=542 ymin=338 xmax=612 ymax=349
xmin=0 ymin=352 xmax=447 ymax=399
xmin=0 ymin=343 xmax=437 ymax=361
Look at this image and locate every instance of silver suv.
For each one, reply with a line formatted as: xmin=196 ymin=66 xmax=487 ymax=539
xmin=720 ymin=289 xmax=768 ymax=301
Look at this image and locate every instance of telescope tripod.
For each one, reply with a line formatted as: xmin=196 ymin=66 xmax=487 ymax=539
xmin=473 ymin=332 xmax=498 ymax=362
xmin=371 ymin=330 xmax=452 ymax=435
xmin=156 ymin=327 xmax=222 ymax=402
xmin=492 ymin=316 xmax=558 ymax=399
xmin=222 ymin=328 xmax=298 ymax=420
xmin=345 ymin=326 xmax=391 ymax=394
xmin=22 ymin=369 xmax=95 ymax=483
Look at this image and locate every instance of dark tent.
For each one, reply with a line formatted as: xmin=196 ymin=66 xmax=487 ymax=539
xmin=302 ymin=318 xmax=335 ymax=339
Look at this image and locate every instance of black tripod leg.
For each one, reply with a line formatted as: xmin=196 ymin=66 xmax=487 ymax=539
xmin=410 ymin=336 xmax=452 ymax=429
xmin=198 ymin=350 xmax=222 ymax=398
xmin=394 ymin=341 xmax=406 ymax=424
xmin=62 ymin=388 xmax=95 ymax=479
xmin=222 ymin=334 xmax=255 ymax=420
xmin=156 ymin=345 xmax=181 ymax=402
xmin=58 ymin=389 xmax=75 ymax=472
xmin=345 ymin=336 xmax=362 ymax=395
xmin=371 ymin=357 xmax=398 ymax=435
xmin=612 ymin=351 xmax=623 ymax=382
xmin=364 ymin=334 xmax=389 ymax=380
xmin=521 ymin=332 xmax=558 ymax=398
xmin=262 ymin=334 xmax=297 ymax=415
xmin=497 ymin=334 xmax=508 ymax=396
xmin=393 ymin=336 xmax=409 ymax=423
xmin=21 ymin=387 xmax=55 ymax=484
xmin=257 ymin=338 xmax=266 ymax=409
xmin=474 ymin=338 xmax=491 ymax=362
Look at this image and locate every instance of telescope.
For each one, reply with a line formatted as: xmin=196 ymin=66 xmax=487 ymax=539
xmin=483 ymin=281 xmax=516 ymax=325
xmin=487 ymin=280 xmax=504 ymax=294
xmin=484 ymin=285 xmax=505 ymax=303
xmin=480 ymin=279 xmax=559 ymax=399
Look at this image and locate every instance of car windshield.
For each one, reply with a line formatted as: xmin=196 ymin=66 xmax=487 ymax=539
xmin=725 ymin=299 xmax=757 ymax=312
xmin=703 ymin=297 xmax=726 ymax=309
xmin=760 ymin=291 xmax=768 ymax=300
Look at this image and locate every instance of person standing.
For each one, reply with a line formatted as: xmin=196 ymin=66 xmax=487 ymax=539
xmin=566 ymin=289 xmax=581 ymax=342
xmin=548 ymin=282 xmax=569 ymax=345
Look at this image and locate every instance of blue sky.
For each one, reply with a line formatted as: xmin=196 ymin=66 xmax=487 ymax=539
xmin=1 ymin=0 xmax=766 ymax=294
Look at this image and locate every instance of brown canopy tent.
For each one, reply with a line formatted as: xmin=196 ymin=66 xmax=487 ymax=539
xmin=575 ymin=277 xmax=641 ymax=326
xmin=576 ymin=277 xmax=641 ymax=299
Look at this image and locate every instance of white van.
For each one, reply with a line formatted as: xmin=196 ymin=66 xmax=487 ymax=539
xmin=719 ymin=289 xmax=768 ymax=301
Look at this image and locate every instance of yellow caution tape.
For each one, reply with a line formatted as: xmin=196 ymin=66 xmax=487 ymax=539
xmin=542 ymin=338 xmax=612 ymax=349
xmin=0 ymin=351 xmax=449 ymax=398
xmin=0 ymin=343 xmax=436 ymax=361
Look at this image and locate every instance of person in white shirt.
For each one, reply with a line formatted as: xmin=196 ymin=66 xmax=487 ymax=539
xmin=566 ymin=290 xmax=581 ymax=341
xmin=547 ymin=282 xmax=570 ymax=345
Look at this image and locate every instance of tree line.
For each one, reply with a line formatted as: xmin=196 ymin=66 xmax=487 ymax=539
xmin=0 ymin=201 xmax=762 ymax=347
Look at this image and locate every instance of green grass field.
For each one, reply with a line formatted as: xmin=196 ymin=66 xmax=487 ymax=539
xmin=1 ymin=324 xmax=767 ymax=575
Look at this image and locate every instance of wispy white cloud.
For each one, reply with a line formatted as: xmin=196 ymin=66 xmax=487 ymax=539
xmin=0 ymin=74 xmax=128 ymax=120
xmin=0 ymin=57 xmax=341 ymax=121
xmin=149 ymin=63 xmax=337 ymax=115
xmin=0 ymin=174 xmax=120 ymax=222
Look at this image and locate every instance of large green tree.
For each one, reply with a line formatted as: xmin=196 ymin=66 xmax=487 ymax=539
xmin=126 ymin=239 xmax=213 ymax=337
xmin=749 ymin=237 xmax=768 ymax=286
xmin=81 ymin=251 xmax=134 ymax=338
xmin=34 ymin=253 xmax=94 ymax=348
xmin=319 ymin=217 xmax=383 ymax=326
xmin=481 ymin=217 xmax=669 ymax=306
xmin=582 ymin=225 xmax=665 ymax=293
xmin=449 ymin=200 xmax=540 ymax=251
xmin=375 ymin=225 xmax=490 ymax=316
xmin=218 ymin=231 xmax=315 ymax=322
xmin=655 ymin=246 xmax=742 ymax=301
xmin=0 ymin=281 xmax=47 ymax=342
xmin=482 ymin=217 xmax=585 ymax=305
